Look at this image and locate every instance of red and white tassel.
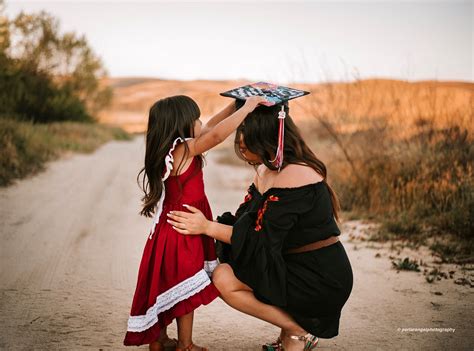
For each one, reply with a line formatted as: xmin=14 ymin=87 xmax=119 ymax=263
xmin=270 ymin=105 xmax=286 ymax=172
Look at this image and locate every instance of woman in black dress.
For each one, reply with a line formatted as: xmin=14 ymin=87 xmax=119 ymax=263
xmin=166 ymin=101 xmax=353 ymax=350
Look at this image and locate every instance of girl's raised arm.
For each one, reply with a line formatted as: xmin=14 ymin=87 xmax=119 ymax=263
xmin=200 ymin=101 xmax=236 ymax=135
xmin=186 ymin=96 xmax=266 ymax=156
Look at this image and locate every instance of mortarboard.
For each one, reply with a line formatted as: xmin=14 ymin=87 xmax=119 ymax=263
xmin=220 ymin=81 xmax=309 ymax=107
xmin=220 ymin=82 xmax=310 ymax=171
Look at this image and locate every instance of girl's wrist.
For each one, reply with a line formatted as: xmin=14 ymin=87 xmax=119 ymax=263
xmin=240 ymin=104 xmax=252 ymax=115
xmin=224 ymin=102 xmax=236 ymax=118
xmin=228 ymin=101 xmax=237 ymax=113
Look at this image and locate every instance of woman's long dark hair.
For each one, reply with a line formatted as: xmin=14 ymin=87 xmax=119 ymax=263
xmin=234 ymin=100 xmax=341 ymax=222
xmin=137 ymin=95 xmax=202 ymax=217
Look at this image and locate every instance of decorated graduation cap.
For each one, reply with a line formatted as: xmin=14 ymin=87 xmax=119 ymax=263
xmin=220 ymin=81 xmax=309 ymax=106
xmin=220 ymin=82 xmax=310 ymax=171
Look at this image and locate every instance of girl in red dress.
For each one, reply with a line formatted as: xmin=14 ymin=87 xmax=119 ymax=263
xmin=124 ymin=94 xmax=266 ymax=351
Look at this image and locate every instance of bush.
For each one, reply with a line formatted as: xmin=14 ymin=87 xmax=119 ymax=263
xmin=0 ymin=9 xmax=111 ymax=123
xmin=0 ymin=56 xmax=93 ymax=123
xmin=0 ymin=118 xmax=55 ymax=185
xmin=331 ymin=125 xmax=473 ymax=241
xmin=0 ymin=118 xmax=131 ymax=186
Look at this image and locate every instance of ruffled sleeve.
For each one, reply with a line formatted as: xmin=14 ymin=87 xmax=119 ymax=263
xmin=148 ymin=136 xmax=192 ymax=239
xmin=229 ymin=187 xmax=316 ymax=307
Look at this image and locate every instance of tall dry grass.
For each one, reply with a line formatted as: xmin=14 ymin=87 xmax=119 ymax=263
xmin=300 ymin=79 xmax=473 ymax=260
xmin=0 ymin=118 xmax=131 ymax=186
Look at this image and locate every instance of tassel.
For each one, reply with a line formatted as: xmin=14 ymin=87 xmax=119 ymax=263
xmin=270 ymin=105 xmax=286 ymax=172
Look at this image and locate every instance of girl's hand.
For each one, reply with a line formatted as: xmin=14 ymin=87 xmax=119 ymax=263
xmin=166 ymin=205 xmax=210 ymax=235
xmin=243 ymin=95 xmax=268 ymax=113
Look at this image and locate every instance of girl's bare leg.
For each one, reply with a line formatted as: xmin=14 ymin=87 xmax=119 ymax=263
xmin=212 ymin=264 xmax=309 ymax=351
xmin=176 ymin=311 xmax=206 ymax=351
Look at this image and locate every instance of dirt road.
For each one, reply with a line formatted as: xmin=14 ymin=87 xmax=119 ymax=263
xmin=0 ymin=136 xmax=472 ymax=350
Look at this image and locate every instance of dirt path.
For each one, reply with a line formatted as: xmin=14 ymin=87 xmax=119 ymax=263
xmin=0 ymin=136 xmax=472 ymax=350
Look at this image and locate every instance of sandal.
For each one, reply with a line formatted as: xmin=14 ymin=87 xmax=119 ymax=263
xmin=176 ymin=342 xmax=208 ymax=351
xmin=295 ymin=333 xmax=319 ymax=350
xmin=262 ymin=334 xmax=319 ymax=351
xmin=262 ymin=337 xmax=282 ymax=350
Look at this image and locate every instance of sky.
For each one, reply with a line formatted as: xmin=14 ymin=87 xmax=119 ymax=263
xmin=4 ymin=0 xmax=473 ymax=83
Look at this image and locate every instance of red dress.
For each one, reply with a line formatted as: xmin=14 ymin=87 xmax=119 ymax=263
xmin=124 ymin=138 xmax=220 ymax=346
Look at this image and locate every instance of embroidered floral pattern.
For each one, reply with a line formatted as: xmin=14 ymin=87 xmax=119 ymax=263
xmin=238 ymin=191 xmax=253 ymax=208
xmin=244 ymin=192 xmax=253 ymax=203
xmin=255 ymin=195 xmax=279 ymax=231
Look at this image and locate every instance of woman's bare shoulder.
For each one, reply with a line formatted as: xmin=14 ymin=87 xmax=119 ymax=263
xmin=273 ymin=163 xmax=324 ymax=188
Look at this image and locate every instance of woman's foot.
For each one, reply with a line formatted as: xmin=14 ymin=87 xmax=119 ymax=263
xmin=262 ymin=337 xmax=281 ymax=350
xmin=262 ymin=329 xmax=285 ymax=350
xmin=281 ymin=330 xmax=318 ymax=351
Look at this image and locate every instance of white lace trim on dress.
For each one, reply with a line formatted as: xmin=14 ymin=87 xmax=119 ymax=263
xmin=149 ymin=136 xmax=192 ymax=239
xmin=204 ymin=260 xmax=219 ymax=276
xmin=127 ymin=268 xmax=212 ymax=332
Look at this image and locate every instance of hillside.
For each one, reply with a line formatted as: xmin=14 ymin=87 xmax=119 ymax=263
xmin=98 ymin=78 xmax=473 ymax=134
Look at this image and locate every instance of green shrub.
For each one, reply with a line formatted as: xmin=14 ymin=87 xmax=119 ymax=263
xmin=0 ymin=118 xmax=131 ymax=186
xmin=0 ymin=58 xmax=93 ymax=123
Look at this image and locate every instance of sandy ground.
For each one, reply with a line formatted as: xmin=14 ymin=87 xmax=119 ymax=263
xmin=0 ymin=135 xmax=472 ymax=350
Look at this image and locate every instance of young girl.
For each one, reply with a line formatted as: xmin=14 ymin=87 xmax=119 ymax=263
xmin=123 ymin=94 xmax=266 ymax=351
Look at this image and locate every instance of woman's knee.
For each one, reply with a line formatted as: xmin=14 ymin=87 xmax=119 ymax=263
xmin=212 ymin=263 xmax=233 ymax=293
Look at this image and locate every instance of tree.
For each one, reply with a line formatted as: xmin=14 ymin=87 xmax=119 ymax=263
xmin=0 ymin=0 xmax=9 ymax=55
xmin=5 ymin=9 xmax=112 ymax=116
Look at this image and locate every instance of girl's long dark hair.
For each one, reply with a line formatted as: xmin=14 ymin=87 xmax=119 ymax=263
xmin=234 ymin=100 xmax=341 ymax=222
xmin=137 ymin=95 xmax=202 ymax=217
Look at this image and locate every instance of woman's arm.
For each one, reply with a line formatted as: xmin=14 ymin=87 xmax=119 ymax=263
xmin=204 ymin=221 xmax=233 ymax=244
xmin=186 ymin=96 xmax=266 ymax=157
xmin=166 ymin=205 xmax=233 ymax=243
xmin=200 ymin=101 xmax=236 ymax=135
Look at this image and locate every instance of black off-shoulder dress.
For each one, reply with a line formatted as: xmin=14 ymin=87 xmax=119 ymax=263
xmin=216 ymin=181 xmax=353 ymax=338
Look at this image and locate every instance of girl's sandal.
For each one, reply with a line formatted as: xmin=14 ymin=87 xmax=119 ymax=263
xmin=176 ymin=342 xmax=208 ymax=351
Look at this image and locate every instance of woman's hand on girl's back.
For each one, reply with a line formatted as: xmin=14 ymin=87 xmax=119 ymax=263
xmin=166 ymin=205 xmax=209 ymax=235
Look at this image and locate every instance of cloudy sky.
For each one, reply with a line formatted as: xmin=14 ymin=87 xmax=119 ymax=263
xmin=5 ymin=0 xmax=473 ymax=83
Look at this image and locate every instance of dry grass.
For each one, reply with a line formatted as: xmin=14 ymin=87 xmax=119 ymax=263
xmin=98 ymin=77 xmax=473 ymax=134
xmin=0 ymin=118 xmax=131 ymax=186
xmin=299 ymin=80 xmax=473 ymax=262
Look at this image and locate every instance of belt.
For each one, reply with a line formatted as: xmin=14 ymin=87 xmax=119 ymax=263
xmin=284 ymin=235 xmax=339 ymax=255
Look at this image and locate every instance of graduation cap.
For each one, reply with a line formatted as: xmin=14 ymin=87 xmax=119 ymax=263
xmin=220 ymin=82 xmax=310 ymax=172
xmin=220 ymin=81 xmax=309 ymax=107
